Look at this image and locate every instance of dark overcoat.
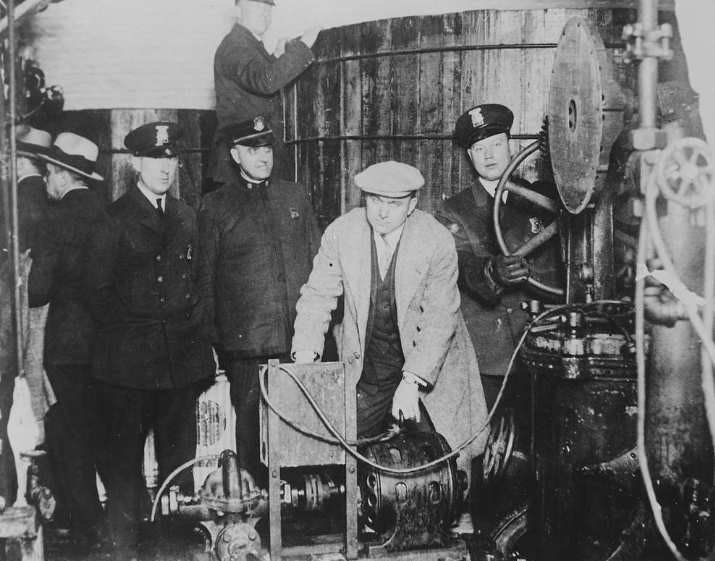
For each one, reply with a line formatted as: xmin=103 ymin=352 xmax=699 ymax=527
xmin=17 ymin=174 xmax=48 ymax=255
xmin=198 ymin=176 xmax=320 ymax=357
xmin=434 ymin=178 xmax=563 ymax=376
xmin=83 ymin=185 xmax=214 ymax=390
xmin=28 ymin=188 xmax=104 ymax=365
xmin=211 ymin=23 xmax=315 ymax=182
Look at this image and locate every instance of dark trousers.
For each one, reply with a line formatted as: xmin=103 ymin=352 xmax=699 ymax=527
xmin=0 ymin=373 xmax=16 ymax=506
xmin=44 ymin=364 xmax=104 ymax=538
xmin=225 ymin=354 xmax=289 ymax=486
xmin=356 ymin=378 xmax=434 ymax=438
xmin=96 ymin=382 xmax=198 ymax=549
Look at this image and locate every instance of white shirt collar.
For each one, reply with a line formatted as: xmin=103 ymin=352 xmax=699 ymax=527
xmin=59 ymin=185 xmax=88 ymax=200
xmin=18 ymin=172 xmax=43 ymax=182
xmin=481 ymin=178 xmax=508 ymax=202
xmin=137 ymin=181 xmax=166 ymax=209
xmin=374 ymin=223 xmax=405 ymax=249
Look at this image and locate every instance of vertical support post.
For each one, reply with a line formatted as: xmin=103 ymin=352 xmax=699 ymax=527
xmin=638 ymin=0 xmax=659 ymax=130
xmin=266 ymin=359 xmax=282 ymax=561
xmin=7 ymin=0 xmax=24 ymax=381
xmin=344 ymin=367 xmax=358 ymax=559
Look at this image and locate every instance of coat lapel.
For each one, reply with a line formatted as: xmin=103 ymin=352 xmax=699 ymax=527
xmin=130 ymin=186 xmax=164 ymax=237
xmin=342 ymin=211 xmax=372 ymax=350
xmin=162 ymin=196 xmax=182 ymax=245
xmin=395 ymin=213 xmax=428 ymax=329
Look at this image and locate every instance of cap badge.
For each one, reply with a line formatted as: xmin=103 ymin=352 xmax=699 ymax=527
xmin=530 ymin=217 xmax=544 ymax=234
xmin=155 ymin=125 xmax=170 ymax=146
xmin=469 ymin=108 xmax=485 ymax=128
xmin=253 ymin=117 xmax=265 ymax=132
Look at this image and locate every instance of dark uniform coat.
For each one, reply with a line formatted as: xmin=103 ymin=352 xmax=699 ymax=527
xmin=83 ymin=185 xmax=214 ymax=389
xmin=211 ymin=23 xmax=315 ymax=182
xmin=198 ymin=176 xmax=321 ymax=356
xmin=29 ymin=188 xmax=104 ymax=365
xmin=434 ymin=178 xmax=563 ymax=377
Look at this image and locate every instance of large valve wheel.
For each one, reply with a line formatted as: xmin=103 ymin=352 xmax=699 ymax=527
xmin=656 ymin=137 xmax=715 ymax=208
xmin=493 ymin=140 xmax=565 ymax=298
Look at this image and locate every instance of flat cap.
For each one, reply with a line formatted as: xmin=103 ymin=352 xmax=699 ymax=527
xmin=244 ymin=0 xmax=275 ymax=5
xmin=354 ymin=161 xmax=424 ymax=197
xmin=454 ymin=103 xmax=514 ymax=148
xmin=222 ymin=116 xmax=275 ymax=148
xmin=125 ymin=121 xmax=183 ymax=158
xmin=16 ymin=124 xmax=51 ymax=159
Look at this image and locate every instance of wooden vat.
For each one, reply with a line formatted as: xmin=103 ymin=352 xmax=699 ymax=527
xmin=285 ymin=6 xmax=685 ymax=224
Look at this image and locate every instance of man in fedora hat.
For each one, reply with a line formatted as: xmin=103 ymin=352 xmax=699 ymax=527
xmin=27 ymin=131 xmax=108 ymax=549
xmin=210 ymin=0 xmax=321 ymax=184
xmin=83 ymin=121 xmax=214 ymax=558
xmin=435 ymin=103 xmax=563 ymax=416
xmin=0 ymin=125 xmax=51 ymax=510
xmin=199 ymin=115 xmax=321 ymax=484
xmin=292 ymin=161 xmax=488 ymax=481
xmin=0 ymin=125 xmax=52 ymax=260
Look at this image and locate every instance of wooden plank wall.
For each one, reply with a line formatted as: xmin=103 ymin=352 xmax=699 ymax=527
xmin=286 ymin=7 xmax=655 ymax=224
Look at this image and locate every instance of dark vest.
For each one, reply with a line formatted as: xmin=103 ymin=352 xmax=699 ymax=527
xmin=359 ymin=236 xmax=404 ymax=393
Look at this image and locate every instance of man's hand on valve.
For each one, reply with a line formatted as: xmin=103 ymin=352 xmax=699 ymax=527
xmin=490 ymin=254 xmax=530 ymax=286
xmin=391 ymin=374 xmax=421 ymax=424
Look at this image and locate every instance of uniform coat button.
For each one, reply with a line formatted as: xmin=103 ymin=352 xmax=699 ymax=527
xmin=155 ymin=255 xmax=162 ymax=262
xmin=353 ymin=352 xmax=361 ymax=360
xmin=157 ymin=276 xmax=163 ymax=283
xmin=347 ymin=356 xmax=355 ymax=365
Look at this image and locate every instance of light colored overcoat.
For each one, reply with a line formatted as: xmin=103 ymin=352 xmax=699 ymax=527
xmin=292 ymin=208 xmax=489 ymax=473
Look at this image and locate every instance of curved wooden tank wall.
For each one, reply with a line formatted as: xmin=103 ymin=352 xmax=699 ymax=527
xmin=32 ymin=109 xmax=215 ymax=210
xmin=285 ymin=8 xmax=658 ymax=225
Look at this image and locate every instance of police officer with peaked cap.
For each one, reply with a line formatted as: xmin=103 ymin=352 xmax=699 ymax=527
xmin=435 ymin=103 xmax=563 ymax=412
xmin=199 ymin=115 xmax=321 ymax=485
xmin=83 ymin=121 xmax=214 ymax=558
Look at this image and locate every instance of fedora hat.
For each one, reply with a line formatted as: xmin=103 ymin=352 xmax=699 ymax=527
xmin=16 ymin=124 xmax=52 ymax=159
xmin=41 ymin=132 xmax=104 ymax=181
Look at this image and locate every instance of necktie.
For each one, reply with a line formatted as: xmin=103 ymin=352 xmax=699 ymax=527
xmin=379 ymin=235 xmax=392 ymax=280
xmin=156 ymin=198 xmax=164 ymax=218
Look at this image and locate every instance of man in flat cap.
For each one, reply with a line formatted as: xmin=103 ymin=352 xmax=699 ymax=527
xmin=27 ymin=132 xmax=108 ymax=549
xmin=199 ymin=115 xmax=321 ymax=485
xmin=83 ymin=122 xmax=214 ymax=558
xmin=435 ymin=103 xmax=563 ymax=415
xmin=292 ymin=161 xmax=488 ymax=481
xmin=211 ymin=0 xmax=321 ymax=184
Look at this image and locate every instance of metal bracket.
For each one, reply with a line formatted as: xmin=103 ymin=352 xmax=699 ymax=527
xmin=622 ymin=22 xmax=674 ymax=63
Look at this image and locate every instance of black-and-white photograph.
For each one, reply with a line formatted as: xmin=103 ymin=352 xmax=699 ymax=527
xmin=0 ymin=1 xmax=713 ymax=560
